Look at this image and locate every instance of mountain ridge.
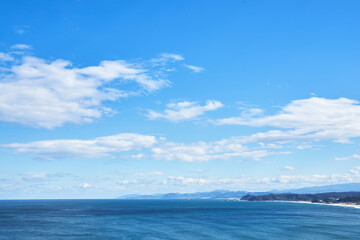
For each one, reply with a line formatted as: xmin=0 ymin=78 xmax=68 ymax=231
xmin=117 ymin=183 xmax=360 ymax=199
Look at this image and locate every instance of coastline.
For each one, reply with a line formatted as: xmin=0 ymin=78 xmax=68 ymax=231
xmin=225 ymin=198 xmax=360 ymax=209
xmin=270 ymin=200 xmax=360 ymax=209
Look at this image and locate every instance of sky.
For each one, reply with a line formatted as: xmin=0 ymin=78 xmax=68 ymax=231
xmin=1 ymin=0 xmax=360 ymax=199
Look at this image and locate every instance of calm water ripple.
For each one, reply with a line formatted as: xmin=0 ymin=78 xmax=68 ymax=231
xmin=0 ymin=199 xmax=360 ymax=240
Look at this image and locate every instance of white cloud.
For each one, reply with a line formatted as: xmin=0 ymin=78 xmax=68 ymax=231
xmin=282 ymin=166 xmax=295 ymax=171
xmin=80 ymin=183 xmax=92 ymax=188
xmin=160 ymin=53 xmax=184 ymax=61
xmin=22 ymin=172 xmax=49 ymax=181
xmin=134 ymin=171 xmax=164 ymax=177
xmin=4 ymin=167 xmax=360 ymax=197
xmin=0 ymin=52 xmax=180 ymax=128
xmin=151 ymin=53 xmax=184 ymax=64
xmin=216 ymin=97 xmax=360 ymax=143
xmin=335 ymin=154 xmax=360 ymax=161
xmin=11 ymin=44 xmax=32 ymax=50
xmin=127 ymin=153 xmax=144 ymax=159
xmin=264 ymin=166 xmax=360 ymax=185
xmin=1 ymin=132 xmax=289 ymax=162
xmin=146 ymin=166 xmax=360 ymax=190
xmin=163 ymin=166 xmax=360 ymax=189
xmin=164 ymin=176 xmax=208 ymax=185
xmin=5 ymin=167 xmax=360 ymax=196
xmin=117 ymin=179 xmax=138 ymax=185
xmin=147 ymin=100 xmax=223 ymax=122
xmin=20 ymin=172 xmax=69 ymax=181
xmin=151 ymin=137 xmax=289 ymax=162
xmin=0 ymin=52 xmax=14 ymax=61
xmin=2 ymin=133 xmax=157 ymax=160
xmin=185 ymin=64 xmax=204 ymax=73
xmin=296 ymin=143 xmax=314 ymax=150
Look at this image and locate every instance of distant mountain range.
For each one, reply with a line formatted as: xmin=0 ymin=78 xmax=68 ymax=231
xmin=117 ymin=190 xmax=270 ymax=199
xmin=117 ymin=183 xmax=360 ymax=199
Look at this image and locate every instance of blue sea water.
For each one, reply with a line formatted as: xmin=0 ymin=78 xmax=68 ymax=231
xmin=1 ymin=200 xmax=360 ymax=239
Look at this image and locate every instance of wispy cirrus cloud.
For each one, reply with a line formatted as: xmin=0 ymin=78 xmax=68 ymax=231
xmin=21 ymin=172 xmax=70 ymax=181
xmin=282 ymin=166 xmax=295 ymax=171
xmin=14 ymin=25 xmax=30 ymax=35
xmin=154 ymin=53 xmax=184 ymax=62
xmin=10 ymin=44 xmax=32 ymax=50
xmin=133 ymin=171 xmax=164 ymax=177
xmin=185 ymin=64 xmax=204 ymax=73
xmin=0 ymin=49 xmax=183 ymax=128
xmin=147 ymin=100 xmax=223 ymax=122
xmin=22 ymin=172 xmax=50 ymax=181
xmin=335 ymin=154 xmax=360 ymax=161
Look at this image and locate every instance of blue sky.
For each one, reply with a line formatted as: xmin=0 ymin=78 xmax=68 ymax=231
xmin=1 ymin=0 xmax=360 ymax=199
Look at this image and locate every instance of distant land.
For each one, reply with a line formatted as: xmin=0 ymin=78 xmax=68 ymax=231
xmin=242 ymin=192 xmax=360 ymax=204
xmin=117 ymin=183 xmax=360 ymax=199
xmin=117 ymin=190 xmax=270 ymax=199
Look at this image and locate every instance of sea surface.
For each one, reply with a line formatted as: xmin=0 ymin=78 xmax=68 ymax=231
xmin=1 ymin=199 xmax=360 ymax=239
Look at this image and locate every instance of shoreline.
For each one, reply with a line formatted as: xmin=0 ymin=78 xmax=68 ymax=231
xmin=269 ymin=200 xmax=360 ymax=209
xmin=224 ymin=198 xmax=360 ymax=209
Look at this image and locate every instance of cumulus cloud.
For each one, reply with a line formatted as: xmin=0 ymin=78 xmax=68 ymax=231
xmin=147 ymin=100 xmax=223 ymax=122
xmin=2 ymin=133 xmax=157 ymax=160
xmin=216 ymin=97 xmax=360 ymax=143
xmin=151 ymin=137 xmax=289 ymax=162
xmin=1 ymin=133 xmax=288 ymax=162
xmin=185 ymin=64 xmax=204 ymax=73
xmin=163 ymin=166 xmax=360 ymax=189
xmin=0 ymin=51 xmax=182 ymax=128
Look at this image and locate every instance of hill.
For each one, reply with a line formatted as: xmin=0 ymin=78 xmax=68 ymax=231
xmin=117 ymin=183 xmax=360 ymax=199
xmin=241 ymin=192 xmax=360 ymax=204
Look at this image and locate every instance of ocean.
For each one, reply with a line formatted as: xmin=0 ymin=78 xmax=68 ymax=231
xmin=1 ymin=199 xmax=360 ymax=239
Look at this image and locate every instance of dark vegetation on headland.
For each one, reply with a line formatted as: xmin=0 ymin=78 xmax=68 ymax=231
xmin=241 ymin=192 xmax=360 ymax=204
